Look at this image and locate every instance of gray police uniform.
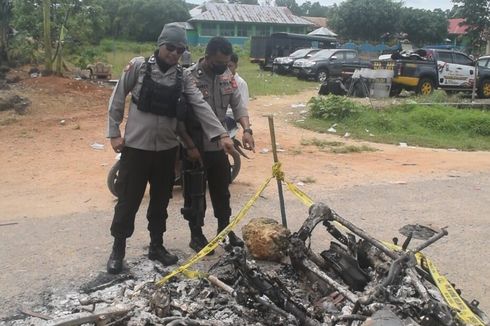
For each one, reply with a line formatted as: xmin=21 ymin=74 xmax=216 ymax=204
xmin=107 ymin=55 xmax=227 ymax=240
xmin=183 ymin=60 xmax=248 ymax=228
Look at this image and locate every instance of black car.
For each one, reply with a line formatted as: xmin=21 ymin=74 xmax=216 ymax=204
xmin=272 ymin=48 xmax=320 ymax=74
xmin=292 ymin=49 xmax=361 ymax=82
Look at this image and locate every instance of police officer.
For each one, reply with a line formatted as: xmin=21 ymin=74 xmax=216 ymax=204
xmin=106 ymin=24 xmax=233 ymax=274
xmin=183 ymin=37 xmax=255 ymax=253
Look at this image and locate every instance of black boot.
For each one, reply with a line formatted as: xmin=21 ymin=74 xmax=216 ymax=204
xmin=189 ymin=224 xmax=214 ymax=255
xmin=107 ymin=238 xmax=126 ymax=274
xmin=148 ymin=244 xmax=178 ymax=266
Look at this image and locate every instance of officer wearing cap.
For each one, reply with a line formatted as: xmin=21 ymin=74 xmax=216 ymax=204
xmin=182 ymin=36 xmax=255 ymax=254
xmin=106 ymin=23 xmax=234 ymax=274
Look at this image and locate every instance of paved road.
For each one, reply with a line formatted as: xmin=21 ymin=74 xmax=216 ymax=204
xmin=1 ymin=172 xmax=489 ymax=321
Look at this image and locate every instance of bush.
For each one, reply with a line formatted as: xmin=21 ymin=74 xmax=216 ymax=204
xmin=308 ymin=95 xmax=366 ymax=121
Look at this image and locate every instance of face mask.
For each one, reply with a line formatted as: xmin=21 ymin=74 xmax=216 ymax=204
xmin=211 ymin=63 xmax=227 ymax=75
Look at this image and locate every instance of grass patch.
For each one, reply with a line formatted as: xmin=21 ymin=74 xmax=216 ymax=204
xmin=301 ymin=138 xmax=344 ymax=148
xmin=300 ymin=95 xmax=490 ymax=151
xmin=87 ymin=39 xmax=316 ymax=97
xmin=330 ymin=145 xmax=377 ymax=154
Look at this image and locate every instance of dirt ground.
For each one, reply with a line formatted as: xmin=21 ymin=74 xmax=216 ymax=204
xmin=1 ymin=71 xmax=490 ymax=321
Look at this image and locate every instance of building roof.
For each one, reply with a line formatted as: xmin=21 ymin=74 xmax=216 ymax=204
xmin=308 ymin=27 xmax=337 ymax=37
xmin=189 ymin=2 xmax=314 ymax=26
xmin=301 ymin=16 xmax=327 ymax=28
xmin=448 ymin=18 xmax=469 ymax=35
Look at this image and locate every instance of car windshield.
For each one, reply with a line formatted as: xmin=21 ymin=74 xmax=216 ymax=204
xmin=309 ymin=49 xmax=336 ymax=60
xmin=290 ymin=49 xmax=311 ymax=58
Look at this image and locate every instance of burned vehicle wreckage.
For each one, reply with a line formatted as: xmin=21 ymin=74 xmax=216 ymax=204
xmin=14 ymin=203 xmax=488 ymax=326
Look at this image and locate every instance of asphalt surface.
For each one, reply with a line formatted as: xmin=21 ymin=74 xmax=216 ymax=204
xmin=1 ymin=171 xmax=489 ymax=321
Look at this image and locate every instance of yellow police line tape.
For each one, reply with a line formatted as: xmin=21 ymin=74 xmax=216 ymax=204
xmin=156 ymin=162 xmax=486 ymax=326
xmin=382 ymin=242 xmax=485 ymax=326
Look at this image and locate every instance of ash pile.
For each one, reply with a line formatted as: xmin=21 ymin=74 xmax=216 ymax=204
xmin=11 ymin=203 xmax=489 ymax=326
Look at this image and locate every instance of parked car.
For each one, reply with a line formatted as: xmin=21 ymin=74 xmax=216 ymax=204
xmin=250 ymin=32 xmax=336 ymax=70
xmin=272 ymin=48 xmax=320 ymax=74
xmin=476 ymin=55 xmax=490 ymax=98
xmin=376 ymin=48 xmax=490 ymax=97
xmin=292 ymin=49 xmax=362 ymax=82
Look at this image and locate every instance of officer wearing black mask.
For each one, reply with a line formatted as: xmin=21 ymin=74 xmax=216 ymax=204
xmin=183 ymin=37 xmax=255 ymax=254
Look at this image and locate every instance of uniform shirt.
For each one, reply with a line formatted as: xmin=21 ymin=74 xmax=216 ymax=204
xmin=234 ymin=73 xmax=249 ymax=109
xmin=107 ymin=55 xmax=226 ymax=151
xmin=188 ymin=60 xmax=248 ymax=152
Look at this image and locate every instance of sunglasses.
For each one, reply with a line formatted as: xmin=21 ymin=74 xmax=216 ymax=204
xmin=165 ymin=43 xmax=185 ymax=55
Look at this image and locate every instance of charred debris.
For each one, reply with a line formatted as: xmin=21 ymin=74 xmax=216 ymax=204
xmin=10 ymin=203 xmax=489 ymax=326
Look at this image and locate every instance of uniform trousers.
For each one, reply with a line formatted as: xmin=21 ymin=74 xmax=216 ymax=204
xmin=182 ymin=150 xmax=231 ymax=227
xmin=110 ymin=146 xmax=177 ymax=243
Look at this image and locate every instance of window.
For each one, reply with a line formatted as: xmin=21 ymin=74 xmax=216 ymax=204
xmin=201 ymin=23 xmax=218 ymax=36
xmin=345 ymin=51 xmax=357 ymax=60
xmin=478 ymin=59 xmax=489 ymax=68
xmin=453 ymin=53 xmax=473 ymax=66
xmin=237 ymin=25 xmax=250 ymax=37
xmin=220 ymin=24 xmax=235 ymax=37
xmin=256 ymin=25 xmax=270 ymax=36
xmin=437 ymin=52 xmax=453 ymax=63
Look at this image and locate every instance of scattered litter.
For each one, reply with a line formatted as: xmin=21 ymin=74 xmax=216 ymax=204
xmin=391 ymin=181 xmax=408 ymax=185
xmin=296 ymin=181 xmax=305 ymax=186
xmin=101 ymin=163 xmax=108 ymax=166
xmin=399 ymin=142 xmax=408 ymax=148
xmin=299 ymin=110 xmax=307 ymax=114
xmin=369 ymin=133 xmax=374 ymax=137
xmin=327 ymin=127 xmax=336 ymax=133
xmin=260 ymin=148 xmax=269 ymax=154
xmin=291 ymin=103 xmax=306 ymax=108
xmin=296 ymin=119 xmax=305 ymax=123
xmin=343 ymin=132 xmax=350 ymax=138
xmin=287 ymin=112 xmax=294 ymax=115
xmin=447 ymin=148 xmax=458 ymax=152
xmin=90 ymin=142 xmax=105 ymax=150
xmin=60 ymin=119 xmax=66 ymax=125
xmin=277 ymin=149 xmax=286 ymax=152
xmin=365 ymin=129 xmax=370 ymax=133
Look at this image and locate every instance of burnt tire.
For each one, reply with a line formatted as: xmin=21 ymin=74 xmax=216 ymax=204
xmin=416 ymin=78 xmax=434 ymax=96
xmin=229 ymin=150 xmax=241 ymax=183
xmin=316 ymin=69 xmax=329 ymax=82
xmin=478 ymin=79 xmax=490 ymax=98
xmin=107 ymin=160 xmax=120 ymax=197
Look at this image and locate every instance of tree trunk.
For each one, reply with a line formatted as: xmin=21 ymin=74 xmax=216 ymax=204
xmin=0 ymin=0 xmax=10 ymax=64
xmin=43 ymin=0 xmax=52 ymax=74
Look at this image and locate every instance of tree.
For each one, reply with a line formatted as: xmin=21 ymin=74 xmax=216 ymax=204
xmin=300 ymin=1 xmax=328 ymax=17
xmin=397 ymin=8 xmax=448 ymax=46
xmin=42 ymin=0 xmax=52 ymax=73
xmin=328 ymin=0 xmax=402 ymax=41
xmin=275 ymin=0 xmax=301 ymax=15
xmin=0 ymin=0 xmax=11 ymax=64
xmin=452 ymin=0 xmax=490 ymax=51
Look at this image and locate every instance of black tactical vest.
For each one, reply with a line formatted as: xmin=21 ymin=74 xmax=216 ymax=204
xmin=132 ymin=58 xmax=183 ymax=117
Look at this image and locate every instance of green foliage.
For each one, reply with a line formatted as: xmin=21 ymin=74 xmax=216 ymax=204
xmin=103 ymin=0 xmax=190 ymax=42
xmin=398 ymin=8 xmax=448 ymax=46
xmin=7 ymin=32 xmax=42 ymax=65
xmin=452 ymin=0 xmax=489 ymax=52
xmin=327 ymin=0 xmax=448 ymax=45
xmin=328 ymin=0 xmax=402 ymax=42
xmin=301 ymin=98 xmax=490 ymax=151
xmin=308 ymin=95 xmax=366 ymax=121
xmin=275 ymin=0 xmax=302 ymax=15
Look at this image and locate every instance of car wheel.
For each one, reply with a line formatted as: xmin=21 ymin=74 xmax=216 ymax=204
xmin=478 ymin=79 xmax=490 ymax=98
xmin=416 ymin=78 xmax=434 ymax=96
xmin=316 ymin=69 xmax=328 ymax=82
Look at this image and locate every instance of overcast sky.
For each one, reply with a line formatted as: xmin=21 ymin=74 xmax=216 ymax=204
xmin=188 ymin=0 xmax=454 ymax=10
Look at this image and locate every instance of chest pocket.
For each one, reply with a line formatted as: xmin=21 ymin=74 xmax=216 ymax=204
xmin=219 ymin=80 xmax=234 ymax=108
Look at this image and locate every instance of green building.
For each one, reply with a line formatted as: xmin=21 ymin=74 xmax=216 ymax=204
xmin=185 ymin=3 xmax=314 ymax=46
